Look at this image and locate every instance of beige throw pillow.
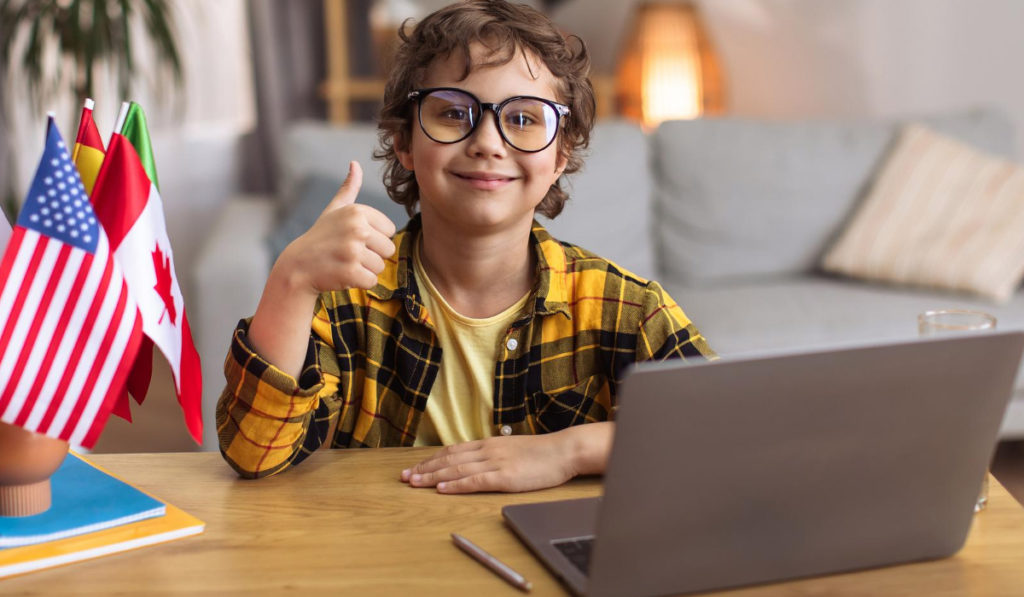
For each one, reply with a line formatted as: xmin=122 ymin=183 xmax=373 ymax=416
xmin=822 ymin=124 xmax=1024 ymax=302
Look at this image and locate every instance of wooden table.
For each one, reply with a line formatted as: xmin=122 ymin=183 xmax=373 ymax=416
xmin=4 ymin=448 xmax=1024 ymax=596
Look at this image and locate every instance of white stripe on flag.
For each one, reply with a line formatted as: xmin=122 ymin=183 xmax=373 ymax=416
xmin=0 ymin=237 xmax=62 ymax=419
xmin=69 ymin=292 xmax=137 ymax=446
xmin=6 ymin=249 xmax=85 ymax=419
xmin=46 ymin=252 xmax=126 ymax=436
xmin=24 ymin=239 xmax=110 ymax=428
xmin=0 ymin=232 xmax=40 ymax=349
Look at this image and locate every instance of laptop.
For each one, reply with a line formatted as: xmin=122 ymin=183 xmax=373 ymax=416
xmin=503 ymin=331 xmax=1024 ymax=597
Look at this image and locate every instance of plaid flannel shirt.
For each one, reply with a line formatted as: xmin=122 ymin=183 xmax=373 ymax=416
xmin=216 ymin=215 xmax=715 ymax=478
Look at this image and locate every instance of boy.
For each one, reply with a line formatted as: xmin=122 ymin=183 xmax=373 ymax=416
xmin=216 ymin=0 xmax=713 ymax=492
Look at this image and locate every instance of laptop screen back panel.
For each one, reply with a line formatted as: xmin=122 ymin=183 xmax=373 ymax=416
xmin=588 ymin=333 xmax=1023 ymax=597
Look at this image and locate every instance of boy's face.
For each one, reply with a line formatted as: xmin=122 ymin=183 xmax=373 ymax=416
xmin=396 ymin=42 xmax=568 ymax=234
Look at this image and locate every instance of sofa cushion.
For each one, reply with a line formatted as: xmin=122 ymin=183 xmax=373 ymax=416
xmin=663 ymin=275 xmax=1024 ymax=436
xmin=822 ymin=124 xmax=1024 ymax=303
xmin=540 ymin=120 xmax=656 ymax=280
xmin=651 ymin=110 xmax=1016 ymax=287
xmin=281 ymin=121 xmax=391 ymax=206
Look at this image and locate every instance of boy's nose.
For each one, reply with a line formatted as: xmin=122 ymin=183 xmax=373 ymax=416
xmin=465 ymin=111 xmax=508 ymax=158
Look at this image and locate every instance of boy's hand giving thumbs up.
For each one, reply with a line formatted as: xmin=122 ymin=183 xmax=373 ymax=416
xmin=247 ymin=161 xmax=397 ymax=379
xmin=280 ymin=161 xmax=397 ymax=295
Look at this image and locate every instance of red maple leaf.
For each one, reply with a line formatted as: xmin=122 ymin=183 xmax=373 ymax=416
xmin=152 ymin=244 xmax=177 ymax=326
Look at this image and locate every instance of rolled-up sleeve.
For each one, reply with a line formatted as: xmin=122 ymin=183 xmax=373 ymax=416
xmin=215 ymin=315 xmax=341 ymax=479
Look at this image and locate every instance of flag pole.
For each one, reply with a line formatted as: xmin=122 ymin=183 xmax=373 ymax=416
xmin=45 ymin=111 xmax=56 ymax=140
xmin=113 ymin=102 xmax=130 ymax=136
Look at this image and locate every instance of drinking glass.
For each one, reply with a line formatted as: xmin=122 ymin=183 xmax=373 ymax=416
xmin=918 ymin=309 xmax=997 ymax=512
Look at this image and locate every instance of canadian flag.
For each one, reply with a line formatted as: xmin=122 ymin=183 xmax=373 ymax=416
xmin=90 ymin=102 xmax=202 ymax=444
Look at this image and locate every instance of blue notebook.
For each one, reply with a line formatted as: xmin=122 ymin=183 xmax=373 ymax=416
xmin=0 ymin=452 xmax=165 ymax=548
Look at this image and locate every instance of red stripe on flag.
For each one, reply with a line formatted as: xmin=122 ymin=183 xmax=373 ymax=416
xmin=0 ymin=234 xmax=47 ymax=353
xmin=9 ymin=251 xmax=93 ymax=427
xmin=91 ymin=134 xmax=150 ymax=249
xmin=0 ymin=228 xmax=27 ymax=284
xmin=79 ymin=310 xmax=143 ymax=447
xmin=0 ymin=229 xmax=28 ymax=352
xmin=5 ymin=244 xmax=72 ymax=423
xmin=59 ymin=282 xmax=131 ymax=440
xmin=36 ymin=255 xmax=114 ymax=432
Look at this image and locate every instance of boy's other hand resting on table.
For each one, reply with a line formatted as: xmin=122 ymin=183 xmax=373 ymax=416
xmin=401 ymin=422 xmax=614 ymax=494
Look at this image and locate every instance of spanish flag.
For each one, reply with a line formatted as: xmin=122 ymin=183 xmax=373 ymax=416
xmin=71 ymin=98 xmax=105 ymax=195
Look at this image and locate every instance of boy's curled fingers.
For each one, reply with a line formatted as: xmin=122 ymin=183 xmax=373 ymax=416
xmin=366 ymin=208 xmax=398 ymax=239
xmin=365 ymin=227 xmax=397 ymax=260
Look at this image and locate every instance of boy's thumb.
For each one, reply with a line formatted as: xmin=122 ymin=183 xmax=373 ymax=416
xmin=325 ymin=161 xmax=363 ymax=212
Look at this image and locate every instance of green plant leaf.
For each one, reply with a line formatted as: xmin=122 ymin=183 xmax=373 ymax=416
xmin=2 ymin=0 xmax=184 ymax=111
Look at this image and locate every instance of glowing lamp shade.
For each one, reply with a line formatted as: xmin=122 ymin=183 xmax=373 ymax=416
xmin=616 ymin=2 xmax=725 ymax=127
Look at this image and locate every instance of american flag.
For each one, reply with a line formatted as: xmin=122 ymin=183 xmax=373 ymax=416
xmin=0 ymin=118 xmax=142 ymax=448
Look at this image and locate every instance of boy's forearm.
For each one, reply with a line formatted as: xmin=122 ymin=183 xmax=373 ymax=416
xmin=564 ymin=421 xmax=615 ymax=476
xmin=248 ymin=264 xmax=321 ymax=379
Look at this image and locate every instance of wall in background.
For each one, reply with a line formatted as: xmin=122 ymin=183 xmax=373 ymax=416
xmin=553 ymin=0 xmax=1024 ymax=157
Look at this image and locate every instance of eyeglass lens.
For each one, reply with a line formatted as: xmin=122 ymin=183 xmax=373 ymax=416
xmin=418 ymin=89 xmax=560 ymax=152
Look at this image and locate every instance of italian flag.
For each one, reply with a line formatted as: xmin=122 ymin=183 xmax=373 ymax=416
xmin=90 ymin=102 xmax=203 ymax=444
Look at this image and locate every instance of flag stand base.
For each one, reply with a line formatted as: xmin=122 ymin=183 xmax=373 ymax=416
xmin=0 ymin=479 xmax=52 ymax=517
xmin=0 ymin=421 xmax=69 ymax=517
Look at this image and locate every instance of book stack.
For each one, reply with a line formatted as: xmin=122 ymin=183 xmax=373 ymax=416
xmin=0 ymin=452 xmax=204 ymax=578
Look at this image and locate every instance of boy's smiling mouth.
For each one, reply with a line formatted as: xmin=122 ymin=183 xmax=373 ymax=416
xmin=450 ymin=170 xmax=519 ymax=190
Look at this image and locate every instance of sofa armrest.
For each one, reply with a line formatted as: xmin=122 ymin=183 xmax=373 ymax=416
xmin=192 ymin=194 xmax=275 ymax=449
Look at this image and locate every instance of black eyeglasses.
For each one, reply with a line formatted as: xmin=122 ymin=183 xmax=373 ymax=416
xmin=407 ymin=87 xmax=570 ymax=153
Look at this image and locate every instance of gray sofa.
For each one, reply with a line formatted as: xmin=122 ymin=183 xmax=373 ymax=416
xmin=193 ymin=111 xmax=1024 ymax=450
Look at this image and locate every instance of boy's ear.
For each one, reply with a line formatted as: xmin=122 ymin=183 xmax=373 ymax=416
xmin=553 ymin=151 xmax=568 ymax=178
xmin=395 ymin=134 xmax=414 ymax=171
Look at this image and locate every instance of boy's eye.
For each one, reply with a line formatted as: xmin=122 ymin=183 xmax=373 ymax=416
xmin=503 ymin=110 xmax=537 ymax=130
xmin=438 ymin=105 xmax=474 ymax=124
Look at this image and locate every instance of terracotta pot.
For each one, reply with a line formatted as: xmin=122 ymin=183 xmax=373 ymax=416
xmin=0 ymin=421 xmax=69 ymax=517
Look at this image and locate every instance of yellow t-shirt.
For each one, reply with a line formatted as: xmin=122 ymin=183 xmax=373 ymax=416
xmin=412 ymin=243 xmax=532 ymax=446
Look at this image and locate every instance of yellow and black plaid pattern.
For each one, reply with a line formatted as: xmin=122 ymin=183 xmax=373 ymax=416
xmin=216 ymin=216 xmax=714 ymax=478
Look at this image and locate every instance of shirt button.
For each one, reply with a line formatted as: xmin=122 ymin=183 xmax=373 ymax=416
xmin=506 ymin=338 xmax=518 ymax=351
xmin=500 ymin=425 xmax=513 ymax=436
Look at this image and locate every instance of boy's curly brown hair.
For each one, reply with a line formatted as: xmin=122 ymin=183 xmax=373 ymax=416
xmin=374 ymin=0 xmax=595 ymax=219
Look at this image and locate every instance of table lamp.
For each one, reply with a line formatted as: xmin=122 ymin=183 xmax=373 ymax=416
xmin=615 ymin=1 xmax=726 ymax=128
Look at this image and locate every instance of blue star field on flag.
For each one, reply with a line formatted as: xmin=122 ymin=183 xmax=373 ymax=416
xmin=19 ymin=127 xmax=100 ymax=254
